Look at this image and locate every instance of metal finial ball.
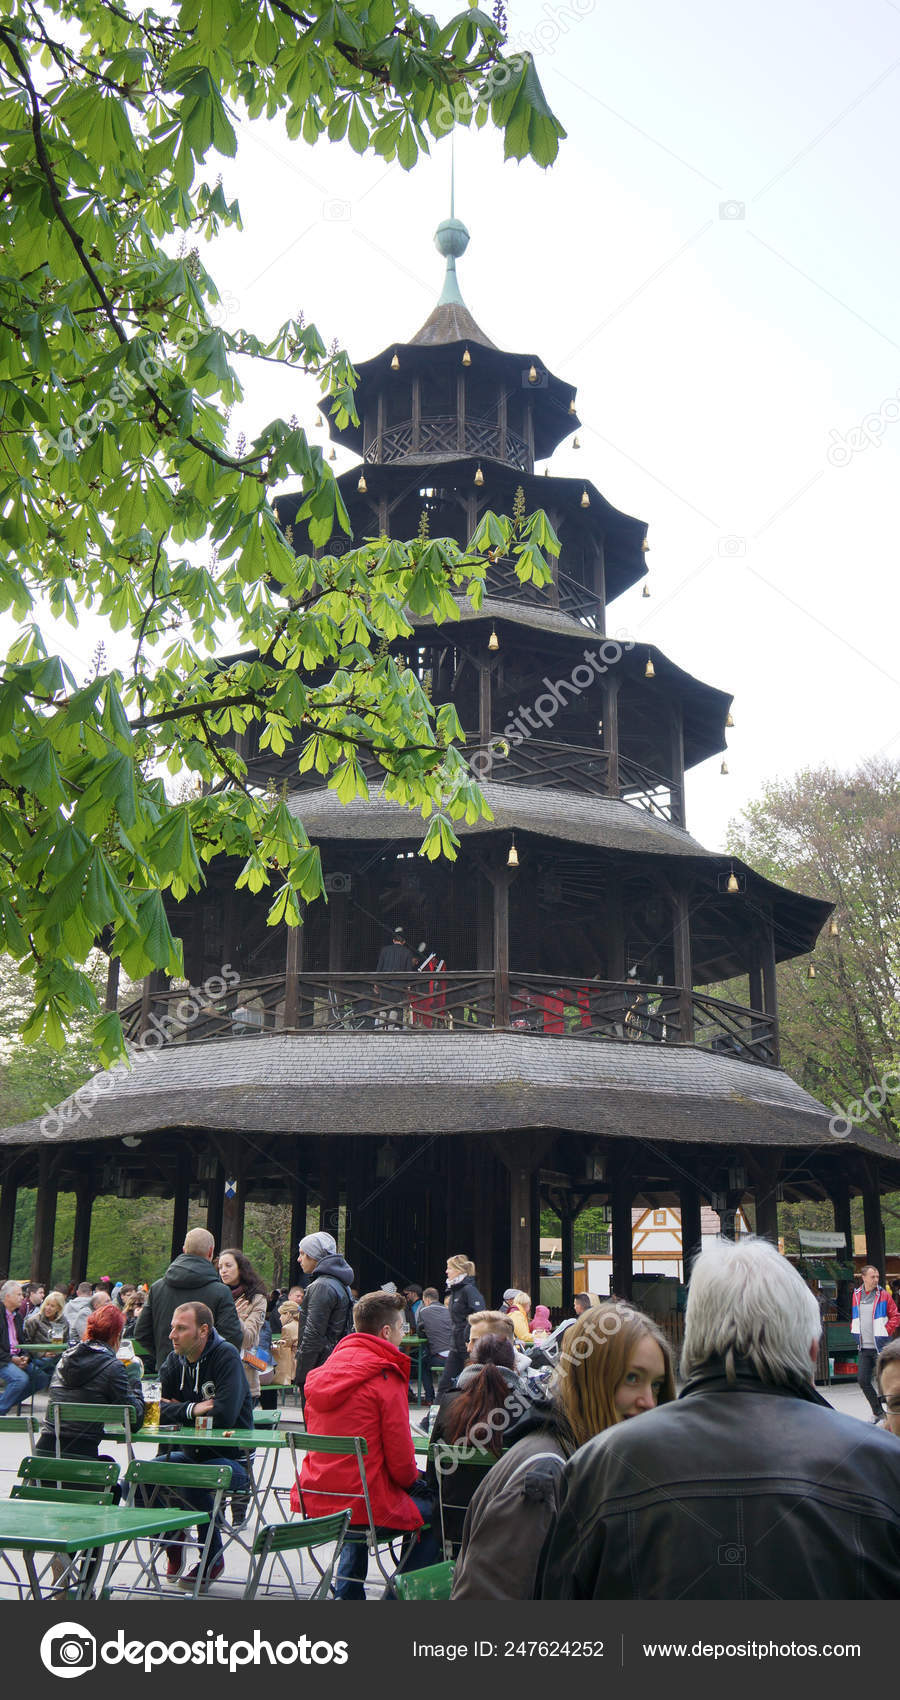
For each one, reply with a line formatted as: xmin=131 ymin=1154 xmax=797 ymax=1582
xmin=435 ymin=217 xmax=470 ymax=260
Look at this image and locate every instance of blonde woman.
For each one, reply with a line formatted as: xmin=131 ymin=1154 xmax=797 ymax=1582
xmin=444 ymin=1255 xmax=485 ymax=1384
xmin=508 ymin=1291 xmax=534 ymax=1344
xmin=450 ymin=1302 xmax=675 ymax=1599
xmin=23 ymin=1290 xmax=67 ymax=1343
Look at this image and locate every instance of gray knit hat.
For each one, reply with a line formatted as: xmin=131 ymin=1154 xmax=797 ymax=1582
xmin=298 ymin=1231 xmax=336 ymax=1262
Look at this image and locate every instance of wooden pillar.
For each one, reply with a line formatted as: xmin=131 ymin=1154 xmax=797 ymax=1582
xmin=318 ymin=1138 xmax=341 ymax=1244
xmin=830 ymin=1176 xmax=854 ymax=1319
xmin=478 ymin=665 xmax=492 ymax=775
xmin=457 ymin=372 xmax=466 ymax=453
xmin=860 ymin=1163 xmax=886 ymax=1275
xmin=205 ymin=1159 xmax=225 ymax=1248
xmin=605 ymin=871 xmax=625 ymax=982
xmin=70 ymin=1174 xmax=93 ymax=1285
xmin=328 ymin=892 xmax=347 ymax=973
xmin=761 ymin=920 xmax=780 ymax=1065
xmin=594 ymin=540 xmax=606 ymax=629
xmin=670 ymin=702 xmax=686 ymax=828
xmin=754 ymin=1177 xmax=779 ymax=1247
xmin=283 ymin=915 xmax=303 ymax=1029
xmin=411 ymin=375 xmax=421 ymax=453
xmin=678 ymin=1181 xmax=703 ymax=1283
xmin=748 ymin=962 xmax=763 ymax=1013
xmin=289 ymin=1150 xmax=309 ymax=1288
xmin=31 ymin=1148 xmax=58 ymax=1286
xmin=170 ymin=1147 xmax=191 ymax=1261
xmin=476 ymin=868 xmax=493 ymax=972
xmin=471 ymin=1141 xmax=494 ymax=1303
xmin=105 ymin=956 xmax=120 ymax=1013
xmin=0 ymin=1166 xmax=19 ymax=1278
xmin=493 ymin=869 xmax=511 ymax=1027
xmin=602 ymin=677 xmax=620 ymax=798
xmin=530 ymin=1169 xmax=541 ymax=1311
xmin=560 ymin=1206 xmax=575 ymax=1315
xmin=610 ymin=1164 xmax=633 ymax=1300
xmin=139 ymin=968 xmax=167 ymax=1038
xmin=671 ymin=881 xmax=695 ymax=1043
xmin=221 ymin=1137 xmax=245 ymax=1248
xmin=508 ymin=1160 xmax=532 ymax=1296
xmin=497 ymin=388 xmax=507 ymax=463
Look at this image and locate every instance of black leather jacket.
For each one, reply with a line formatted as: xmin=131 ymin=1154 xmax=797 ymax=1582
xmin=540 ymin=1360 xmax=900 ymax=1600
xmin=36 ymin=1342 xmax=145 ymax=1457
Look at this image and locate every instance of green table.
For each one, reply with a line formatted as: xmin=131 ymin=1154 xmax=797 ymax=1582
xmin=16 ymin=1341 xmax=65 ymax=1353
xmin=0 ymin=1501 xmax=202 ymax=1600
xmin=401 ymin=1335 xmax=427 ymax=1404
xmin=145 ymin=1425 xmax=291 ymax=1537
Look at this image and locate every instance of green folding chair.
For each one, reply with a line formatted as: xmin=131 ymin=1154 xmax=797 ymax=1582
xmin=17 ymin=1455 xmax=120 ymax=1492
xmin=0 ymin=1412 xmax=37 ymax=1451
xmin=51 ymin=1401 xmax=136 ymax=1463
xmin=428 ymin=1441 xmax=496 ymax=1559
xmin=12 ymin=1456 xmax=121 ymax=1597
xmin=287 ymin=1432 xmax=424 ymax=1593
xmin=251 ymin=1408 xmax=282 ymax=1428
xmin=394 ymin=1560 xmax=455 ymax=1600
xmin=110 ymin=1458 xmax=232 ymax=1599
xmin=242 ymin=1510 xmax=351 ymax=1600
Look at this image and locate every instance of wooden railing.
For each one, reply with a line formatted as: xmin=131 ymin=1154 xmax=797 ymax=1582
xmin=366 ymin=415 xmax=530 ymax=470
xmin=120 ymin=973 xmax=778 ymax=1064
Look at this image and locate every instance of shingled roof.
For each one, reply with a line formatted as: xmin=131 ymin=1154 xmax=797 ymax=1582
xmin=4 ymin=1034 xmax=897 ymax=1170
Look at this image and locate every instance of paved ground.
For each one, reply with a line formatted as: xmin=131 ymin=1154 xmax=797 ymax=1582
xmin=0 ymin=1379 xmax=885 ymax=1602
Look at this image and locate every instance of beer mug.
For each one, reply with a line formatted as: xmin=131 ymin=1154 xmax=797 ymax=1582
xmin=143 ymin=1379 xmax=161 ymax=1428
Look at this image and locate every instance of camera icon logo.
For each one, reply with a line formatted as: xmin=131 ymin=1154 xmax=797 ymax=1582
xmin=322 ymin=199 xmax=351 ymax=222
xmin=718 ymin=200 xmax=745 ymax=220
xmin=717 ymin=1543 xmax=747 ymax=1565
xmin=40 ymin=1623 xmax=97 ymax=1679
xmin=718 ymin=536 xmax=747 ymax=557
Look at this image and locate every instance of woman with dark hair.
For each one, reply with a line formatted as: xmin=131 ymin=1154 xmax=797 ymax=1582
xmin=35 ymin=1303 xmax=144 ymax=1472
xmin=450 ymin=1302 xmax=676 ymax=1599
xmin=217 ymin=1249 xmax=269 ymax=1399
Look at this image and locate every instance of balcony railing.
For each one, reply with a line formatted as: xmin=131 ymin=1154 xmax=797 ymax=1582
xmin=365 ymin=415 xmax=530 ymax=471
xmin=121 ymin=973 xmax=778 ymax=1066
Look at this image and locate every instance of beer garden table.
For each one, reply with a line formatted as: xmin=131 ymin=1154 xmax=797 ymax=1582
xmin=0 ymin=1501 xmax=202 ymax=1600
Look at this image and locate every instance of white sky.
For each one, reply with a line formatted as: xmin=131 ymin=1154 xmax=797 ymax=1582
xmin=26 ymin=0 xmax=900 ymax=853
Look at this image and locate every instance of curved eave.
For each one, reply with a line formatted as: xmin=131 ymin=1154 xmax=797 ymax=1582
xmin=3 ymin=1035 xmax=892 ymax=1162
xmin=276 ymin=463 xmax=645 ymax=602
xmin=320 ymin=341 xmax=578 ymax=461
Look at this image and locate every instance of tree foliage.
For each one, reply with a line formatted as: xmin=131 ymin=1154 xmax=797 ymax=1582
xmin=727 ymin=758 xmax=900 ymax=1145
xmin=0 ymin=1 xmax=563 ymax=1065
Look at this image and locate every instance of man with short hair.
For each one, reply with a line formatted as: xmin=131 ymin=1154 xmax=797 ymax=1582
xmin=417 ymin=1286 xmax=452 ymax=1403
xmin=299 ymin=1290 xmax=430 ymax=1599
xmin=293 ymin=1231 xmax=355 ymax=1400
xmin=63 ymin=1280 xmax=94 ymax=1344
xmin=851 ymin=1263 xmax=900 ymax=1420
xmin=877 ymin=1335 xmax=900 ymax=1437
xmin=0 ymin=1279 xmax=53 ymax=1412
xmin=541 ymin=1236 xmax=900 ymax=1599
xmin=134 ymin=1225 xmax=242 ymax=1371
xmin=157 ymin=1300 xmax=253 ymax=1591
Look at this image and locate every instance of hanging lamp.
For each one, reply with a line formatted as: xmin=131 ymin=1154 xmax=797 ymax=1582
xmin=644 ymin=654 xmax=655 ymax=679
xmin=462 ymin=347 xmax=471 ymax=367
xmin=726 ymin=711 xmax=734 ymax=727
xmin=641 ymin=537 xmax=650 ymax=552
xmin=573 ymin=436 xmax=581 ymax=449
xmin=329 ymin=447 xmax=336 ymax=462
xmin=807 ymin=962 xmax=817 ymax=980
xmin=507 ymin=836 xmax=519 ymax=867
xmin=390 ymin=351 xmax=400 ymax=370
xmin=726 ymin=867 xmax=740 ymax=894
xmin=488 ymin=624 xmax=499 ymax=652
xmin=642 ymin=583 xmax=651 ymax=598
xmin=357 ymin=472 xmax=367 ymax=493
xmin=829 ymin=917 xmax=840 ymax=937
xmin=474 ymin=466 xmax=484 ymax=486
xmin=720 ymin=759 xmax=729 ymax=775
xmin=528 ymin=363 xmax=539 ymax=384
xmin=569 ymin=397 xmax=577 ymax=414
xmin=580 ymin=488 xmax=590 ymax=508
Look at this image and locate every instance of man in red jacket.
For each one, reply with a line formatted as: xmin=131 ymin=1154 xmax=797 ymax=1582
xmin=299 ymin=1290 xmax=432 ymax=1599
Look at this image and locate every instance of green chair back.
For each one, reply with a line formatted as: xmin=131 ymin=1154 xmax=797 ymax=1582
xmin=123 ymin=1459 xmax=233 ymax=1492
xmin=251 ymin=1409 xmax=281 ymax=1427
xmin=394 ymin=1561 xmax=456 ymax=1600
xmin=11 ymin=1482 xmax=116 ymax=1505
xmin=429 ymin=1442 xmax=496 ymax=1557
xmin=288 ymin=1432 xmax=369 ymax=1456
xmin=243 ymin=1511 xmax=351 ymax=1601
xmin=18 ymin=1455 xmax=120 ymax=1489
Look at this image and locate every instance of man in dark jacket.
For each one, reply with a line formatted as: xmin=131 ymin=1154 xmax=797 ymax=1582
xmin=134 ymin=1226 xmax=242 ymax=1370
xmin=417 ymin=1286 xmax=452 ymax=1403
xmin=541 ymin=1237 xmax=900 ymax=1600
xmin=157 ymin=1300 xmax=253 ymax=1591
xmin=293 ymin=1231 xmax=355 ymax=1400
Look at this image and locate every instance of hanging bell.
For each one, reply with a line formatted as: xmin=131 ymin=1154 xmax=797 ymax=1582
xmin=720 ymin=760 xmax=729 ymax=775
xmin=488 ymin=625 xmax=499 ymax=652
xmin=507 ymin=838 xmax=519 ymax=867
xmin=642 ymin=583 xmax=651 ymax=598
xmin=807 ymin=962 xmax=817 ymax=980
xmin=569 ymin=398 xmax=577 ymax=414
xmin=528 ymin=363 xmax=539 ymax=384
xmin=580 ymin=488 xmax=590 ymax=509
xmin=645 ymin=655 xmax=655 ymax=679
xmin=829 ymin=918 xmax=840 ymax=937
xmin=474 ymin=466 xmax=484 ymax=487
xmin=726 ymin=869 xmax=740 ymax=894
xmin=641 ymin=537 xmax=650 ymax=552
xmin=462 ymin=347 xmax=471 ymax=367
xmin=390 ymin=351 xmax=400 ymax=371
xmin=357 ymin=472 xmax=367 ymax=493
xmin=726 ymin=711 xmax=734 ymax=728
xmin=573 ymin=436 xmax=581 ymax=449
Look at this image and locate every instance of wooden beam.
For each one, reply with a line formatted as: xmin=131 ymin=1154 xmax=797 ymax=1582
xmin=560 ymin=1205 xmax=575 ymax=1314
xmin=205 ymin=1159 xmax=225 ymax=1248
xmin=859 ymin=1158 xmax=886 ymax=1273
xmin=283 ymin=913 xmax=303 ymax=1029
xmin=221 ymin=1136 xmax=244 ymax=1248
xmin=170 ymin=1146 xmax=191 ymax=1262
xmin=318 ymin=1138 xmax=341 ymax=1243
xmin=670 ymin=701 xmax=685 ymax=828
xmin=610 ymin=1163 xmax=633 ymax=1299
xmin=671 ymin=881 xmax=695 ymax=1043
xmin=0 ymin=1164 xmax=19 ymax=1278
xmin=70 ymin=1174 xmax=93 ymax=1285
xmin=678 ymin=1181 xmax=702 ymax=1282
xmin=31 ymin=1148 xmax=58 ymax=1286
xmin=493 ymin=869 xmax=511 ymax=1027
xmin=760 ymin=918 xmax=780 ymax=1064
xmin=602 ymin=677 xmax=620 ymax=797
xmin=105 ymin=956 xmax=120 ymax=1013
xmin=289 ymin=1146 xmax=309 ymax=1288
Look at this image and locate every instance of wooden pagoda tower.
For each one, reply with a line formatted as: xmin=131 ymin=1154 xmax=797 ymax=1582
xmin=3 ymin=217 xmax=899 ymax=1304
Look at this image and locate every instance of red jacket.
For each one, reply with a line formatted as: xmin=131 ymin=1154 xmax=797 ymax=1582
xmin=297 ymin=1331 xmax=422 ymax=1530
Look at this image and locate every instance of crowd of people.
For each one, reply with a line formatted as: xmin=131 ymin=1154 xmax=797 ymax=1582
xmin=3 ymin=1231 xmax=900 ymax=1598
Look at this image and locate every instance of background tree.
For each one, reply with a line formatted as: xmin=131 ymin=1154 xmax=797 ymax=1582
xmin=0 ymin=0 xmax=564 ymax=1064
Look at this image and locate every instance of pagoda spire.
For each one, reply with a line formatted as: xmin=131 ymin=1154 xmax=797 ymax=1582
xmin=434 ymin=146 xmax=470 ymax=309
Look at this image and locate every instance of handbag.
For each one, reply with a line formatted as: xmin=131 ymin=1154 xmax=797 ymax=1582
xmin=242 ymin=1317 xmax=273 ymax=1372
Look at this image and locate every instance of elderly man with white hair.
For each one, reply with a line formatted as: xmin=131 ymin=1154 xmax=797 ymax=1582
xmin=540 ymin=1236 xmax=900 ymax=1599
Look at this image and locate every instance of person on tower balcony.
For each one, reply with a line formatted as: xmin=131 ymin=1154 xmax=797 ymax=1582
xmin=374 ymin=925 xmax=414 ymax=1028
xmin=851 ymin=1263 xmax=900 ymax=1420
xmin=411 ymin=940 xmax=446 ymax=1028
